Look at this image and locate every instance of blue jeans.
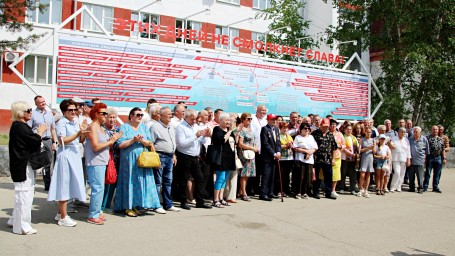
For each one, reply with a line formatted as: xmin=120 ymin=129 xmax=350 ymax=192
xmin=424 ymin=156 xmax=442 ymax=190
xmin=154 ymin=153 xmax=174 ymax=209
xmin=214 ymin=170 xmax=230 ymax=190
xmin=87 ymin=165 xmax=105 ymax=218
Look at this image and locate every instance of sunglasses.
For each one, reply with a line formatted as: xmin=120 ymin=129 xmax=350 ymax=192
xmin=135 ymin=113 xmax=144 ymax=118
xmin=98 ymin=112 xmax=108 ymax=116
xmin=67 ymin=108 xmax=77 ymax=112
xmin=246 ymin=118 xmax=253 ymax=121
xmin=24 ymin=108 xmax=32 ymax=113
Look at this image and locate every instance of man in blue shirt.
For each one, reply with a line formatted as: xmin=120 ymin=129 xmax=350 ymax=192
xmin=175 ymin=109 xmax=212 ymax=210
xmin=28 ymin=96 xmax=57 ymax=191
xmin=409 ymin=127 xmax=429 ymax=193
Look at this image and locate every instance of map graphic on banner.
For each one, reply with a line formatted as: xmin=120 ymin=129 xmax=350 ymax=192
xmin=57 ymin=35 xmax=369 ymax=119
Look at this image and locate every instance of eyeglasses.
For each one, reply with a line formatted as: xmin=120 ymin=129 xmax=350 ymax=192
xmin=98 ymin=112 xmax=108 ymax=116
xmin=67 ymin=108 xmax=77 ymax=112
xmin=135 ymin=113 xmax=144 ymax=118
xmin=24 ymin=108 xmax=32 ymax=113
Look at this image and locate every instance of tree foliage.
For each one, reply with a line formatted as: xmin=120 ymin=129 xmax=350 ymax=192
xmin=256 ymin=0 xmax=318 ymax=62
xmin=0 ymin=0 xmax=45 ymax=52
xmin=328 ymin=0 xmax=455 ymax=137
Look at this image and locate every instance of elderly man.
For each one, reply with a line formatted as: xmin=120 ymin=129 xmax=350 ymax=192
xmin=259 ymin=114 xmax=281 ymax=201
xmin=170 ymin=104 xmax=185 ymax=129
xmin=208 ymin=108 xmax=223 ymax=129
xmin=249 ymin=104 xmax=267 ymax=195
xmin=311 ymin=114 xmax=321 ymax=132
xmin=406 ymin=120 xmax=414 ymax=137
xmin=384 ymin=119 xmax=397 ymax=138
xmin=409 ymin=127 xmax=429 ymax=194
xmin=364 ymin=118 xmax=377 ymax=138
xmin=424 ymin=126 xmax=446 ymax=193
xmin=312 ymin=118 xmax=338 ymax=199
xmin=28 ymin=95 xmax=57 ymax=191
xmin=175 ymin=109 xmax=212 ymax=209
xmin=150 ymin=107 xmax=181 ymax=213
xmin=146 ymin=104 xmax=161 ymax=129
xmin=287 ymin=111 xmax=300 ymax=138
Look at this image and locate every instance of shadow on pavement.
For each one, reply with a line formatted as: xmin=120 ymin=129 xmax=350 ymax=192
xmin=391 ymin=248 xmax=445 ymax=256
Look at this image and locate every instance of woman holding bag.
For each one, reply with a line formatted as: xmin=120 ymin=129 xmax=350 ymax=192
xmin=211 ymin=113 xmax=236 ymax=208
xmin=237 ymin=113 xmax=258 ymax=201
xmin=85 ymin=103 xmax=122 ymax=224
xmin=114 ymin=107 xmax=161 ymax=217
xmin=48 ymin=99 xmax=89 ymax=227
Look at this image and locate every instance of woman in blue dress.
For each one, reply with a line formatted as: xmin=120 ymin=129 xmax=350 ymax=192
xmin=48 ymin=99 xmax=88 ymax=227
xmin=114 ymin=107 xmax=161 ymax=217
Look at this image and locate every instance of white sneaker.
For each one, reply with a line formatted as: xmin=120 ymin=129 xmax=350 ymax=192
xmin=187 ymin=199 xmax=196 ymax=205
xmin=22 ymin=228 xmax=38 ymax=235
xmin=331 ymin=191 xmax=338 ymax=198
xmin=332 ymin=191 xmax=339 ymax=197
xmin=295 ymin=194 xmax=301 ymax=199
xmin=364 ymin=192 xmax=370 ymax=198
xmin=55 ymin=213 xmax=74 ymax=221
xmin=384 ymin=188 xmax=390 ymax=193
xmin=58 ymin=215 xmax=77 ymax=227
xmin=165 ymin=206 xmax=181 ymax=212
xmin=7 ymin=219 xmax=13 ymax=227
xmin=357 ymin=190 xmax=364 ymax=197
xmin=154 ymin=208 xmax=166 ymax=214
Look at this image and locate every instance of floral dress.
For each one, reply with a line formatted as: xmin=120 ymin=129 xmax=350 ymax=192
xmin=238 ymin=128 xmax=256 ymax=177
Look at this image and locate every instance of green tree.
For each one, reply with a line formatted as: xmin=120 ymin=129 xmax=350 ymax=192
xmin=327 ymin=0 xmax=455 ymax=137
xmin=0 ymin=0 xmax=46 ymax=52
xmin=256 ymin=0 xmax=318 ymax=62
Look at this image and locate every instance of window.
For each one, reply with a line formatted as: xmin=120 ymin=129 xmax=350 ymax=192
xmin=82 ymin=4 xmax=113 ymax=32
xmin=218 ymin=0 xmax=240 ymax=4
xmin=176 ymin=19 xmax=201 ymax=45
xmin=26 ymin=0 xmax=62 ymax=25
xmin=24 ymin=55 xmax=53 ymax=85
xmin=215 ymin=26 xmax=239 ymax=51
xmin=131 ymin=12 xmax=160 ymax=40
xmin=253 ymin=0 xmax=271 ymax=10
xmin=251 ymin=32 xmax=264 ymax=54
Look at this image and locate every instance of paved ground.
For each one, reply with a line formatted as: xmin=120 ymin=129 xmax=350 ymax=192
xmin=1 ymin=169 xmax=454 ymax=256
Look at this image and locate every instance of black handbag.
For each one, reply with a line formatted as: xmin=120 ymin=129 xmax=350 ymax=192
xmin=205 ymin=144 xmax=222 ymax=166
xmin=29 ymin=143 xmax=51 ymax=170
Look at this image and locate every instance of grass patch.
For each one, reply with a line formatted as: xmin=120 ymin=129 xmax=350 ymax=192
xmin=0 ymin=134 xmax=9 ymax=145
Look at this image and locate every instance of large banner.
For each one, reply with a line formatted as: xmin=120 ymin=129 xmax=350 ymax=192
xmin=57 ymin=35 xmax=369 ymax=119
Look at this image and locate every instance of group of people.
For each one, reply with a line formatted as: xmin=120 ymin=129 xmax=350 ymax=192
xmin=7 ymin=96 xmax=450 ymax=235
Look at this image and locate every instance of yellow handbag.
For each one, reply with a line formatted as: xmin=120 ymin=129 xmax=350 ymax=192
xmin=137 ymin=147 xmax=161 ymax=168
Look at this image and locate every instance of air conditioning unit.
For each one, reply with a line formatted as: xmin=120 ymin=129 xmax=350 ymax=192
xmin=4 ymin=52 xmax=19 ymax=63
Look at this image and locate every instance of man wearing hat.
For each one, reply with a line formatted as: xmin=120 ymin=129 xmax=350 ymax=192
xmin=259 ymin=114 xmax=281 ymax=201
xmin=312 ymin=118 xmax=338 ymax=199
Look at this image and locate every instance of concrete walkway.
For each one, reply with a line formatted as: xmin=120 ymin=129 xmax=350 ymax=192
xmin=1 ymin=169 xmax=454 ymax=256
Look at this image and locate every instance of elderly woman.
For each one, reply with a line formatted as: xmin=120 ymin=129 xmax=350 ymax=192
xmin=237 ymin=113 xmax=258 ymax=201
xmin=85 ymin=104 xmax=121 ymax=224
xmin=114 ymin=107 xmax=161 ymax=217
xmin=329 ymin=119 xmax=345 ymax=197
xmin=7 ymin=101 xmax=46 ymax=235
xmin=357 ymin=128 xmax=376 ymax=198
xmin=48 ymin=99 xmax=89 ymax=227
xmin=223 ymin=113 xmax=243 ymax=203
xmin=101 ymin=108 xmax=120 ymax=213
xmin=293 ymin=123 xmax=318 ymax=198
xmin=390 ymin=127 xmax=411 ymax=192
xmin=211 ymin=113 xmax=236 ymax=207
xmin=278 ymin=122 xmax=293 ymax=197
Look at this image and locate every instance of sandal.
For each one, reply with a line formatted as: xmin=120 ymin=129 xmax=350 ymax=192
xmin=133 ymin=207 xmax=145 ymax=216
xmin=241 ymin=195 xmax=251 ymax=202
xmin=212 ymin=201 xmax=224 ymax=208
xmin=220 ymin=199 xmax=230 ymax=206
xmin=125 ymin=209 xmax=137 ymax=217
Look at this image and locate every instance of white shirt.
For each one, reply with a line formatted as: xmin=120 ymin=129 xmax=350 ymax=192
xmin=376 ymin=145 xmax=391 ymax=158
xmin=250 ymin=115 xmax=266 ymax=152
xmin=198 ymin=122 xmax=211 ymax=152
xmin=170 ymin=116 xmax=183 ymax=129
xmin=293 ymin=135 xmax=318 ymax=164
xmin=175 ymin=120 xmax=206 ymax=156
xmin=146 ymin=119 xmax=158 ymax=130
xmin=391 ymin=137 xmax=411 ymax=162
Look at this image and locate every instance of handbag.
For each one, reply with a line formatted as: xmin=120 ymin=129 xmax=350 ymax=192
xmin=235 ymin=158 xmax=243 ymax=169
xmin=243 ymin=150 xmax=255 ymax=160
xmin=105 ymin=148 xmax=117 ymax=184
xmin=29 ymin=142 xmax=51 ymax=170
xmin=137 ymin=147 xmax=161 ymax=168
xmin=382 ymin=160 xmax=390 ymax=173
xmin=205 ymin=144 xmax=222 ymax=165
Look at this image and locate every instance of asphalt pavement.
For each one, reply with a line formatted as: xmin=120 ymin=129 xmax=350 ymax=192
xmin=0 ymin=169 xmax=454 ymax=256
